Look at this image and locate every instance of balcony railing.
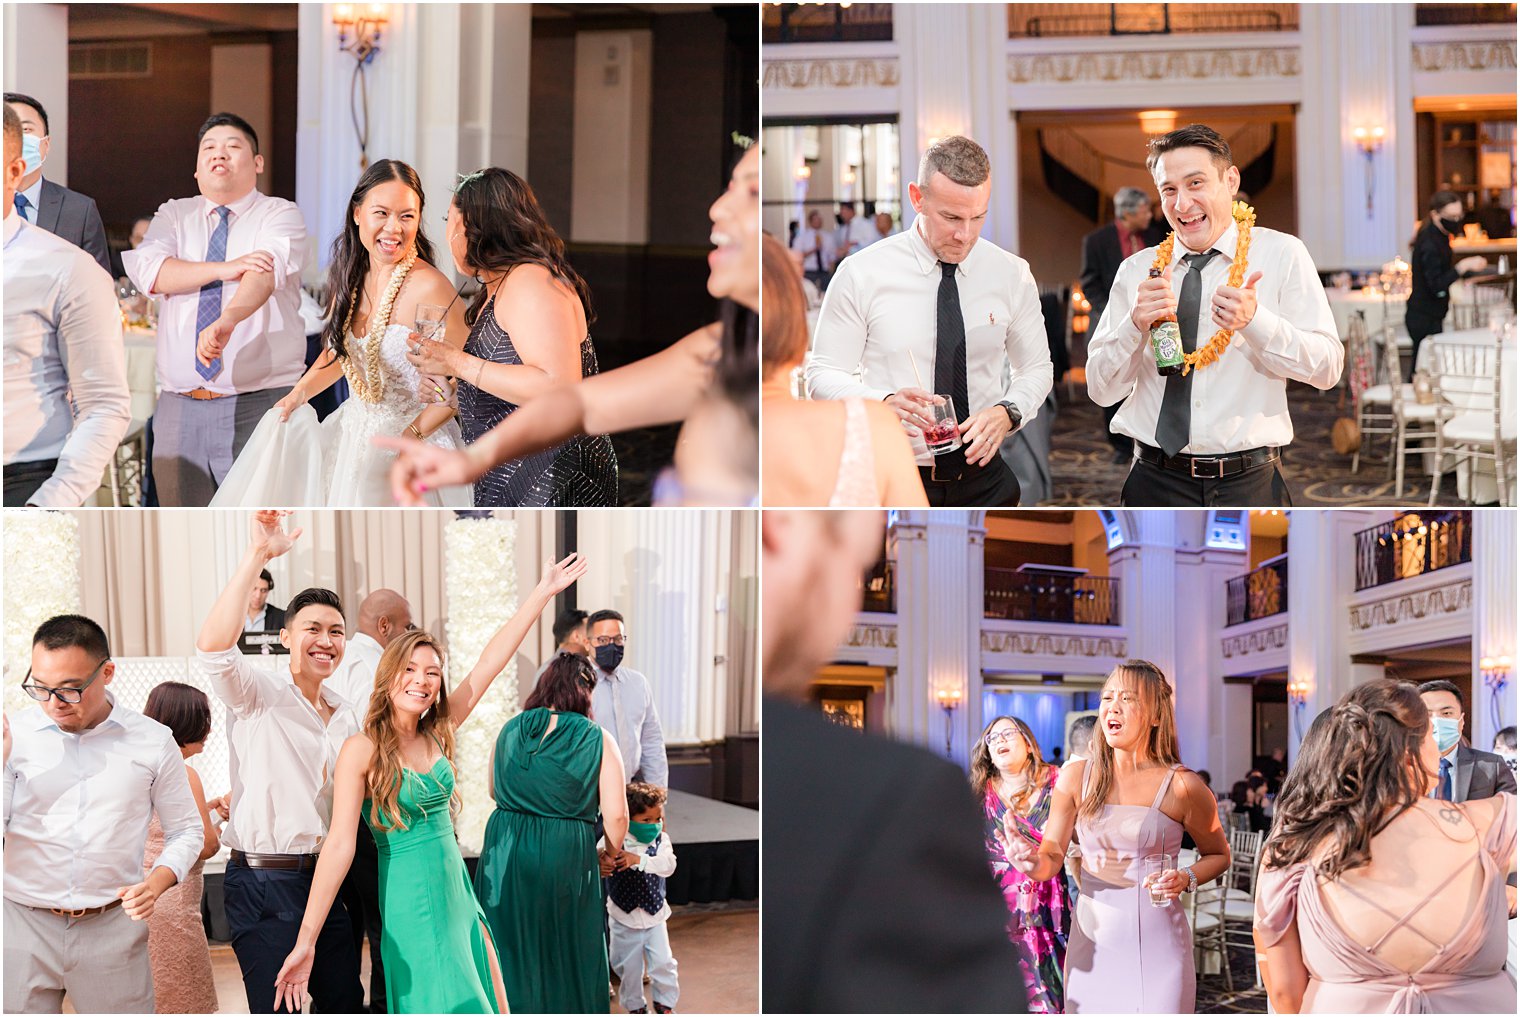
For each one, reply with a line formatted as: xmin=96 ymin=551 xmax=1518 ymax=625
xmin=861 ymin=559 xmax=895 ymax=614
xmin=1415 ymin=4 xmax=1518 ymax=27
xmin=985 ymin=568 xmax=1120 ymax=626
xmin=1353 ymin=511 xmax=1473 ymax=592
xmin=1226 ymin=556 xmax=1289 ymax=627
xmin=762 ymin=3 xmax=894 ymax=44
xmin=1010 ymin=3 xmax=1300 ymax=38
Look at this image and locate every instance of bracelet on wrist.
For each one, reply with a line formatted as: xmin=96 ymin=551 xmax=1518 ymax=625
xmin=408 ymin=423 xmax=424 ymax=441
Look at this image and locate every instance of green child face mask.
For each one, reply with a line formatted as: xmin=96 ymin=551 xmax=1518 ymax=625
xmin=629 ymin=819 xmax=662 ymax=844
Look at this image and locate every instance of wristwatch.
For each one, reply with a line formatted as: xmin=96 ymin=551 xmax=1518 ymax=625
xmin=997 ymin=401 xmax=1022 ymax=431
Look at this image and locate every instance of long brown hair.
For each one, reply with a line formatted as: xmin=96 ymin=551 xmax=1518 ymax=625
xmin=970 ymin=715 xmax=1049 ymax=816
xmin=1080 ymin=660 xmax=1182 ymax=820
xmin=761 ymin=232 xmax=808 ymax=380
xmin=363 ymin=629 xmax=459 ymax=832
xmin=1263 ymin=679 xmax=1432 ymax=879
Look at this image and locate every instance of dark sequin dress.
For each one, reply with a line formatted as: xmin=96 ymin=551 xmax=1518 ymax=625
xmin=458 ymin=296 xmax=618 ymax=506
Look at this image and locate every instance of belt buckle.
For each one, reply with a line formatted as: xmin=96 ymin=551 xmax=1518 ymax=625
xmin=930 ymin=459 xmax=964 ymax=484
xmin=1190 ymin=456 xmax=1223 ymax=480
xmin=50 ymin=907 xmax=89 ymax=918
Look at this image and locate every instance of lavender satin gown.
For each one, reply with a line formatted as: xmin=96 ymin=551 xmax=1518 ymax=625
xmin=1065 ymin=762 xmax=1194 ymax=1013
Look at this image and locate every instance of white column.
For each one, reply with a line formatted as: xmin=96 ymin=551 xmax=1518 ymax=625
xmin=1174 ymin=547 xmax=1249 ymax=775
xmin=2 ymin=3 xmax=69 ymax=187
xmin=573 ymin=510 xmax=731 ymax=747
xmin=458 ymin=2 xmax=531 ymax=176
xmin=1471 ymin=512 xmax=1517 ymax=749
xmin=1109 ymin=512 xmax=1179 ymax=679
xmin=570 ymin=30 xmax=652 ymax=244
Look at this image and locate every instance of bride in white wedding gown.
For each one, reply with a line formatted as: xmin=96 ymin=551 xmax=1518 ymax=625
xmin=212 ymin=159 xmax=471 ymax=507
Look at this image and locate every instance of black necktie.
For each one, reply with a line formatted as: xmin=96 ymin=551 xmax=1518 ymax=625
xmin=1154 ymin=250 xmax=1221 ymax=457
xmin=935 ymin=261 xmax=969 ymax=422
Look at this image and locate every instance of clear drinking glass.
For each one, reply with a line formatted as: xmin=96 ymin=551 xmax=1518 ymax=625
xmin=414 ymin=302 xmax=447 ymax=342
xmin=1142 ymin=853 xmax=1175 ymax=909
xmin=922 ymin=394 xmax=962 ymax=454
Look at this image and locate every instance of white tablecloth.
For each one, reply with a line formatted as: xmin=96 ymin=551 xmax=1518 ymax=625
xmin=1325 ymin=289 xmax=1408 ymax=343
xmin=123 ymin=324 xmax=158 ymax=426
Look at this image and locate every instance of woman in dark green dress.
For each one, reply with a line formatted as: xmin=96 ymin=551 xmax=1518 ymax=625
xmin=475 ymin=653 xmax=630 ymax=1013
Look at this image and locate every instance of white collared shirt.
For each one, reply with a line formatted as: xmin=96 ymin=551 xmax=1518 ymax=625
xmin=197 ymin=646 xmax=359 ymax=854
xmin=591 ymin=664 xmax=668 ymax=788
xmin=326 ymin=632 xmax=384 ymax=715
xmin=4 ymin=697 xmax=203 ymax=909
xmin=791 ymin=225 xmax=836 ymax=274
xmin=122 ymin=189 xmax=308 ymax=396
xmin=1086 ymin=222 xmax=1343 ymax=454
xmin=3 ymin=212 xmax=132 ymax=506
xmin=243 ymin=607 xmax=268 ymax=633
xmin=805 ymin=222 xmax=1054 ymax=465
xmin=833 ymin=217 xmax=881 ymax=266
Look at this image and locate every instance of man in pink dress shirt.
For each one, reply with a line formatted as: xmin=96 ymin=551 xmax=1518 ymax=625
xmin=122 ymin=112 xmax=309 ymax=506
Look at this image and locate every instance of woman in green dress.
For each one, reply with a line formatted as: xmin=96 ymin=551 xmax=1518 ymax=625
xmin=272 ymin=552 xmax=589 ymax=1015
xmin=475 ymin=652 xmax=630 ymax=1013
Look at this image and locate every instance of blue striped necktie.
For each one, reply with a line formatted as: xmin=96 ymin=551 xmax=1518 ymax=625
xmin=195 ymin=205 xmax=232 ymax=381
xmin=14 ymin=193 xmax=29 ymax=221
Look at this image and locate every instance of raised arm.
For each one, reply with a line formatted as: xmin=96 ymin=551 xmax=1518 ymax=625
xmin=598 ymin=728 xmax=630 ymax=851
xmin=449 ymin=552 xmax=589 ymax=727
xmin=198 ymin=511 xmax=303 ymax=655
xmin=1000 ymin=759 xmax=1083 ymax=883
xmin=272 ymin=735 xmax=373 ymax=1013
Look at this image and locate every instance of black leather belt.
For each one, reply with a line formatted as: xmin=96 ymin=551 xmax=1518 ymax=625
xmin=1134 ymin=442 xmax=1280 ymax=480
xmin=231 ymin=850 xmax=320 ymax=872
xmin=919 ymin=451 xmax=986 ymax=485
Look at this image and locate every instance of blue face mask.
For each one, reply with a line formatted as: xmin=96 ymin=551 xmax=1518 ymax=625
xmin=21 ymin=134 xmax=45 ymax=177
xmin=1431 ymin=716 xmax=1462 ymax=755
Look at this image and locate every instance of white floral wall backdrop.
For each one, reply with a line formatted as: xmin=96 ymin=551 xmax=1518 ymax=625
xmin=444 ymin=515 xmax=519 ymax=853
xmin=4 ymin=512 xmax=83 ymax=712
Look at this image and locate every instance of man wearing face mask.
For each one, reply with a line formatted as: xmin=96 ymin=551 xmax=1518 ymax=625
xmin=122 ymin=112 xmax=309 ymax=507
xmin=3 ymin=93 xmax=110 ymax=273
xmin=587 ymin=610 xmax=667 ymax=789
xmin=1417 ymin=680 xmax=1516 ymax=803
xmin=1406 ymin=190 xmax=1490 ymax=381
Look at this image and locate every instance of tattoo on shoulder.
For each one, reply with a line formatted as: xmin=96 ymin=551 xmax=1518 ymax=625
xmin=1439 ymin=805 xmax=1463 ymax=825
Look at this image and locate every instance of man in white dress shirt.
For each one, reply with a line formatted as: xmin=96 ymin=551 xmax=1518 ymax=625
xmin=122 ymin=112 xmax=309 ymax=507
xmin=2 ymin=104 xmax=131 ymax=507
xmin=4 ymin=614 xmax=203 ymax=1013
xmin=807 ymin=136 xmax=1053 ymax=506
xmin=588 ymin=609 xmax=668 ymax=788
xmin=832 ymin=201 xmax=880 ymax=267
xmin=791 ymin=209 xmax=836 ymax=291
xmin=196 ymin=511 xmax=364 ymax=1014
xmin=1087 ymin=124 xmax=1343 ymax=506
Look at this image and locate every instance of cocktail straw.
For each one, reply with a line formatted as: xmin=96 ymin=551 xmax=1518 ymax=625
xmin=907 ymin=349 xmax=926 ymax=390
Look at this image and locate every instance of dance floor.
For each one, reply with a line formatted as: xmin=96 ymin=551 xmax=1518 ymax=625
xmin=1044 ymin=379 xmax=1467 ymax=507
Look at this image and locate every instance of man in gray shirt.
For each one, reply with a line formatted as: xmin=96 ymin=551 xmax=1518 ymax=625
xmin=587 ymin=609 xmax=667 ymax=788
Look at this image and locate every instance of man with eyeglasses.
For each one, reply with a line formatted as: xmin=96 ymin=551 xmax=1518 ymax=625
xmin=586 ymin=609 xmax=667 ymax=789
xmin=4 ymin=614 xmax=203 ymax=1013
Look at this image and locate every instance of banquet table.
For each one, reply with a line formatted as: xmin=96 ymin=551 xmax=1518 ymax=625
xmin=1325 ymin=288 xmax=1408 ymax=347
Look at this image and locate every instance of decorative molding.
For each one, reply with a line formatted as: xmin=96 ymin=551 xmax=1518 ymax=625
xmin=1411 ymin=40 xmax=1517 ymax=74
xmin=1221 ymin=623 xmax=1289 ymax=660
xmin=1008 ymin=47 xmax=1299 ymax=85
xmin=1348 ymin=579 xmax=1472 ymax=632
xmin=981 ymin=630 xmax=1128 ymax=658
xmin=762 ymin=57 xmax=900 ymax=91
xmin=845 ymin=622 xmax=898 ymax=649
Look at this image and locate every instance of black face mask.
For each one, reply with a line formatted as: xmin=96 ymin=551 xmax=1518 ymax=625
xmin=594 ymin=644 xmax=625 ymax=672
xmin=1439 ymin=215 xmax=1464 ymax=235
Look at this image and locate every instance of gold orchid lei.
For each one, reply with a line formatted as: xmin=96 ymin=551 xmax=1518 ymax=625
xmin=340 ymin=248 xmax=418 ymax=403
xmin=1151 ymin=200 xmax=1256 ymax=376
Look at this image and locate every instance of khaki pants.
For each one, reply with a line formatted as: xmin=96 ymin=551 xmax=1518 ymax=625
xmin=2 ymin=898 xmax=154 ymax=1014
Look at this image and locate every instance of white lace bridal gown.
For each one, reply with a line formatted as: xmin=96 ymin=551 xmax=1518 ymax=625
xmin=211 ymin=323 xmax=472 ymax=507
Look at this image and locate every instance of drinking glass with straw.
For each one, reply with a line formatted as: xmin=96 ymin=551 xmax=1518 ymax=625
xmin=909 ymin=350 xmax=962 ymax=454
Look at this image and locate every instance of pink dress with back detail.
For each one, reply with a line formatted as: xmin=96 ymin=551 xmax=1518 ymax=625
xmin=1255 ymin=792 xmax=1516 ymax=1013
xmin=1064 ymin=762 xmax=1195 ymax=1013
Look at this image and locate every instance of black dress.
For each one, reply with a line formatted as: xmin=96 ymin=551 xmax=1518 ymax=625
xmin=458 ymin=295 xmax=617 ymax=506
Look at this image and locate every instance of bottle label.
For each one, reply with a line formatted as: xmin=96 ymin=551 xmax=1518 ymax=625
xmin=1150 ymin=321 xmax=1183 ymax=368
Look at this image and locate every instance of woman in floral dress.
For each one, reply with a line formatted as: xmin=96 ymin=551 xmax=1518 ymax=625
xmin=971 ymin=715 xmax=1071 ymax=1013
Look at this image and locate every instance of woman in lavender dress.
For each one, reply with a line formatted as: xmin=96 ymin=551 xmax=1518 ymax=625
xmin=997 ymin=661 xmax=1232 ymax=1013
xmin=971 ymin=715 xmax=1070 ymax=1013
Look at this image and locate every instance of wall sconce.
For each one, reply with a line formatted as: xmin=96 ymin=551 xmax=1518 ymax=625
xmin=1480 ymin=654 xmax=1512 ymax=729
xmin=841 ymin=167 xmax=857 ymax=185
xmin=1351 ymin=124 xmax=1386 ymax=220
xmin=795 ymin=164 xmax=812 ymax=180
xmin=1138 ymin=110 xmax=1178 ymax=136
xmin=333 ymin=4 xmax=390 ymax=170
xmin=1287 ymin=677 xmax=1310 ymax=738
xmin=936 ymin=686 xmax=963 ymax=758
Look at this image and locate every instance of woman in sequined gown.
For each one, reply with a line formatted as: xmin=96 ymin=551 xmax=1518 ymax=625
xmin=399 ymin=168 xmax=616 ymax=506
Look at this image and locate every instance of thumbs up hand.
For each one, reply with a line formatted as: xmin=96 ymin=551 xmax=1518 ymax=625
xmin=1213 ymin=270 xmax=1263 ymax=332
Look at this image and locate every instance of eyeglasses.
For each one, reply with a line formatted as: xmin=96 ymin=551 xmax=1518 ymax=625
xmin=591 ymin=635 xmax=626 ymax=648
xmin=22 ymin=658 xmax=110 ymax=705
xmin=985 ymin=730 xmax=1022 ymax=748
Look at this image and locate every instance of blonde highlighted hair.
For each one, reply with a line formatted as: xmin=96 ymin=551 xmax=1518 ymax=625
xmin=1079 ymin=660 xmax=1182 ymax=821
xmin=363 ymin=629 xmax=459 ymax=832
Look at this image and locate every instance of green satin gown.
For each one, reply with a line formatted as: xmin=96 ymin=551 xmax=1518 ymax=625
xmin=474 ymin=708 xmax=606 ymax=1014
xmin=366 ymin=756 xmax=499 ymax=1014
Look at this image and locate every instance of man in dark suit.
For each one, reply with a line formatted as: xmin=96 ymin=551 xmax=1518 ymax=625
xmin=237 ymin=568 xmax=288 ymax=655
xmin=762 ymin=510 xmax=1025 ymax=1013
xmin=4 ymin=93 xmax=110 ymax=274
xmin=1079 ymin=186 xmax=1165 ymax=462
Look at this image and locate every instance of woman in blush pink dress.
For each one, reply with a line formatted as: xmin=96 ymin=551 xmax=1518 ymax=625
xmin=1254 ymin=678 xmax=1517 ymax=1013
xmin=999 ymin=661 xmax=1232 ymax=1013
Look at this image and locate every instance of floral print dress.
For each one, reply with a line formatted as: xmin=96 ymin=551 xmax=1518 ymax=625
xmin=982 ymin=767 xmax=1071 ymax=1013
